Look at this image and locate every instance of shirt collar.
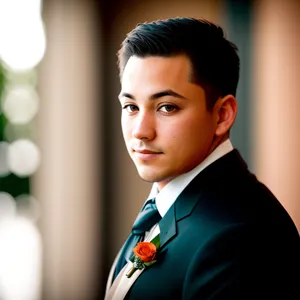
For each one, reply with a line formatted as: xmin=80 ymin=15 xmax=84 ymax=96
xmin=148 ymin=139 xmax=234 ymax=218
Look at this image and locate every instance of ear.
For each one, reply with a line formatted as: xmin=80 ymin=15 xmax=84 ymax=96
xmin=213 ymin=95 xmax=238 ymax=136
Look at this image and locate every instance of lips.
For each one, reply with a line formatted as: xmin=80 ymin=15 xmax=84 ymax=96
xmin=134 ymin=149 xmax=160 ymax=154
xmin=133 ymin=149 xmax=162 ymax=160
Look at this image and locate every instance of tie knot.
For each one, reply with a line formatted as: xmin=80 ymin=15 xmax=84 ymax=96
xmin=132 ymin=198 xmax=161 ymax=235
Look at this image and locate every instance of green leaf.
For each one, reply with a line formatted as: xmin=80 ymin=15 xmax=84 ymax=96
xmin=150 ymin=234 xmax=160 ymax=248
xmin=144 ymin=260 xmax=157 ymax=267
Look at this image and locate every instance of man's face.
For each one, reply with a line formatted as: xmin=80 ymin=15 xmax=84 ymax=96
xmin=119 ymin=55 xmax=218 ymax=190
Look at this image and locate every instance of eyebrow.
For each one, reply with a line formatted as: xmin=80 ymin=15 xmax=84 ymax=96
xmin=118 ymin=89 xmax=187 ymax=101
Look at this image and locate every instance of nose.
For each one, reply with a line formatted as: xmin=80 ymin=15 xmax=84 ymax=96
xmin=132 ymin=111 xmax=156 ymax=140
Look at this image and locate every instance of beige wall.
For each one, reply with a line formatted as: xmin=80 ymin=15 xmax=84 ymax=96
xmin=253 ymin=0 xmax=300 ymax=230
xmin=35 ymin=0 xmax=101 ymax=299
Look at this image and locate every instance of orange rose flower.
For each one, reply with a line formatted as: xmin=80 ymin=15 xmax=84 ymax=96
xmin=133 ymin=242 xmax=157 ymax=262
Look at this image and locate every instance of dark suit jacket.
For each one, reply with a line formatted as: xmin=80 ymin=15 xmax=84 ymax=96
xmin=125 ymin=149 xmax=300 ymax=300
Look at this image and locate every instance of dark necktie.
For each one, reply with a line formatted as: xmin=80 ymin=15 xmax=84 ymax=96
xmin=113 ymin=198 xmax=161 ymax=281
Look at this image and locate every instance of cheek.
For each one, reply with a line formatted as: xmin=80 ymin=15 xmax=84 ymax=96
xmin=165 ymin=119 xmax=213 ymax=151
xmin=167 ymin=120 xmax=199 ymax=141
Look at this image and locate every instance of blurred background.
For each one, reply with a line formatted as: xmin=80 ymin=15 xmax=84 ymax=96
xmin=0 ymin=0 xmax=299 ymax=299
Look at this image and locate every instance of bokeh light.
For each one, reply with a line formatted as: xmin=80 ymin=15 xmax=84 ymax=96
xmin=7 ymin=139 xmax=41 ymax=176
xmin=0 ymin=0 xmax=46 ymax=71
xmin=2 ymin=85 xmax=39 ymax=124
xmin=0 ymin=216 xmax=42 ymax=300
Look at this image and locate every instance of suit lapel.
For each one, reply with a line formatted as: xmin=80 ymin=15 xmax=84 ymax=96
xmin=159 ymin=174 xmax=203 ymax=249
xmin=159 ymin=204 xmax=176 ymax=249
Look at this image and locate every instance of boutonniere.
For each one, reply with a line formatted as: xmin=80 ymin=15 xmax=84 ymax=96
xmin=126 ymin=234 xmax=160 ymax=278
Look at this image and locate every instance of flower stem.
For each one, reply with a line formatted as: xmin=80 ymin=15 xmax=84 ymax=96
xmin=126 ymin=267 xmax=137 ymax=278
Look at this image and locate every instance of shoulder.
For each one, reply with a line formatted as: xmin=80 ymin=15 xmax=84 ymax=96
xmin=175 ymin=149 xmax=299 ymax=249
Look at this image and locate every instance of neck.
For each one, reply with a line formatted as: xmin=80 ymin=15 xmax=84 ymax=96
xmin=207 ymin=133 xmax=229 ymax=156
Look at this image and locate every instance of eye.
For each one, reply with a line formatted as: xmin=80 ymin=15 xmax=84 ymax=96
xmin=123 ymin=104 xmax=139 ymax=113
xmin=159 ymin=104 xmax=178 ymax=113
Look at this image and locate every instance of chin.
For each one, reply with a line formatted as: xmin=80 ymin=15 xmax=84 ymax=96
xmin=138 ymin=173 xmax=158 ymax=183
xmin=137 ymin=167 xmax=172 ymax=185
xmin=136 ymin=168 xmax=160 ymax=183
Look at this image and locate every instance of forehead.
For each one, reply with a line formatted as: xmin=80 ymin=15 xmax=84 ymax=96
xmin=121 ymin=55 xmax=193 ymax=89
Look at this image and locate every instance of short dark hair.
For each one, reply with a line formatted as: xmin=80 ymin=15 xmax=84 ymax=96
xmin=117 ymin=17 xmax=240 ymax=110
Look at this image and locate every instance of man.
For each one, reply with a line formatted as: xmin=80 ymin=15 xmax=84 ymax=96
xmin=105 ymin=17 xmax=300 ymax=300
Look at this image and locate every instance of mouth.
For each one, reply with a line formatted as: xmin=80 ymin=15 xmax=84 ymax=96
xmin=133 ymin=149 xmax=163 ymax=160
